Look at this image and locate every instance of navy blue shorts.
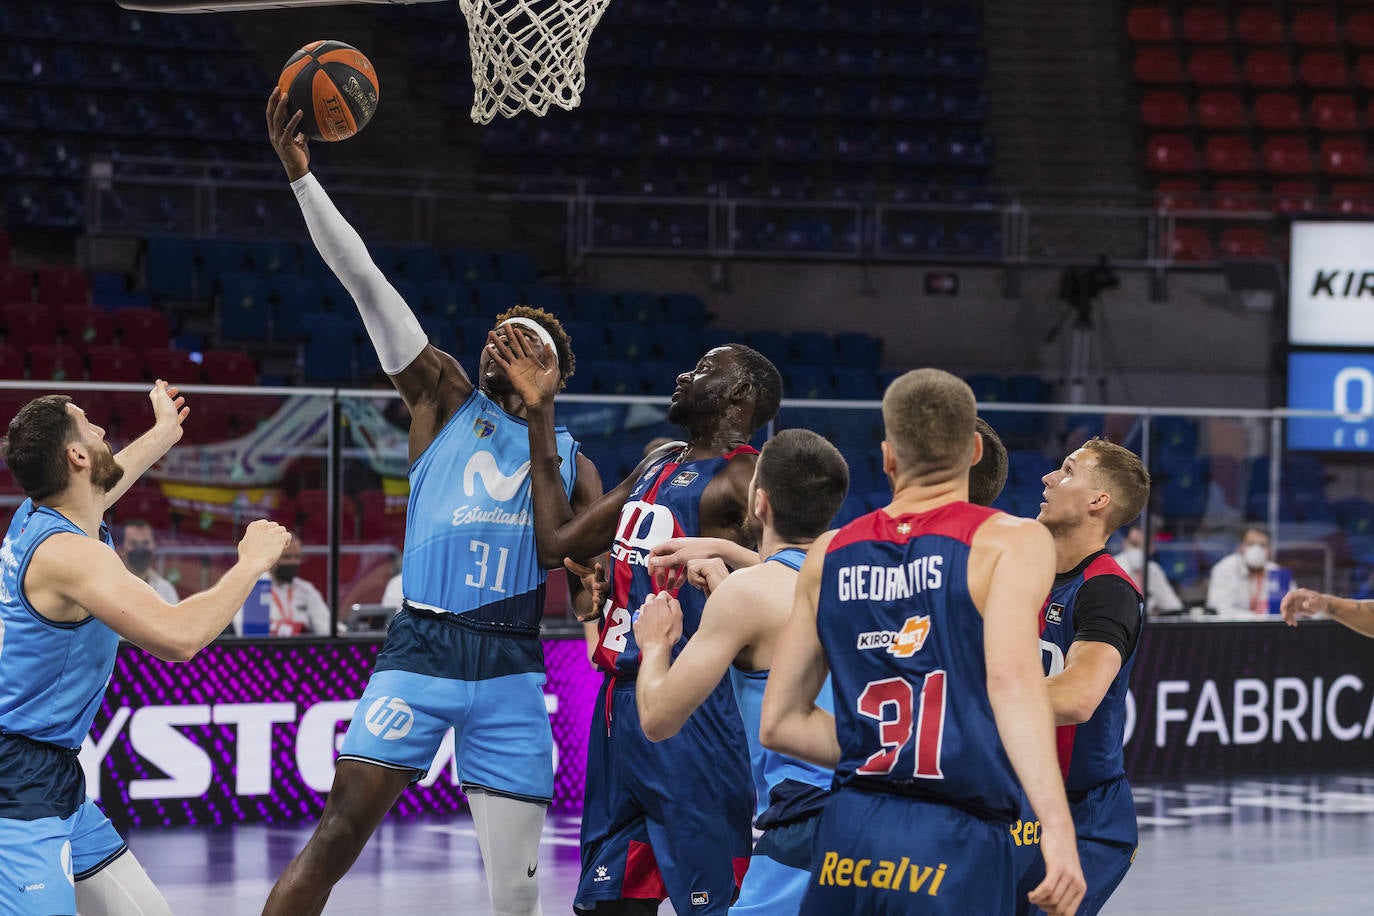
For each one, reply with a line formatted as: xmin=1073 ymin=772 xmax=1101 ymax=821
xmin=800 ymin=787 xmax=1015 ymax=915
xmin=1012 ymin=776 xmax=1137 ymax=916
xmin=575 ymin=675 xmax=753 ymax=915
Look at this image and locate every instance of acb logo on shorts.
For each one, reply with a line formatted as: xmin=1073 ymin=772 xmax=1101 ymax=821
xmin=690 ymin=891 xmax=710 ymax=906
xmin=364 ymin=696 xmax=415 ymax=741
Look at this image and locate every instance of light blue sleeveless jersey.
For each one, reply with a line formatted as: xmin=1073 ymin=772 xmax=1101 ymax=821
xmin=729 ymin=547 xmax=834 ymax=819
xmin=401 ymin=389 xmax=579 ymax=628
xmin=0 ymin=500 xmax=121 ymax=748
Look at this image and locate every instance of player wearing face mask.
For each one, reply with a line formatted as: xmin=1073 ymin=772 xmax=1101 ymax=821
xmin=1205 ymin=525 xmax=1295 ymax=616
xmin=232 ymin=532 xmax=332 ymax=636
xmin=119 ymin=519 xmax=178 ymax=604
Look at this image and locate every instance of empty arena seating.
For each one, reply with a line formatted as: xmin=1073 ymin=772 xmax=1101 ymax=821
xmin=1132 ymin=3 xmax=1374 ymax=258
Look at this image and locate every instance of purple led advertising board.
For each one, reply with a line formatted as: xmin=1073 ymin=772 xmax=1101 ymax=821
xmin=78 ymin=639 xmax=601 ymax=829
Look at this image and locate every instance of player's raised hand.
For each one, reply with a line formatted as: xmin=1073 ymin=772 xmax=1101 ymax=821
xmin=564 ymin=556 xmax=609 ymax=621
xmin=266 ymin=88 xmax=310 ymax=182
xmin=632 ymin=591 xmax=683 ymax=649
xmin=1027 ymin=821 xmax=1086 ymax=916
xmin=1281 ymin=588 xmax=1330 ymax=627
xmin=487 ymin=327 xmax=558 ymax=408
xmin=147 ymin=379 xmax=189 ymax=437
xmin=238 ymin=520 xmax=293 ymax=575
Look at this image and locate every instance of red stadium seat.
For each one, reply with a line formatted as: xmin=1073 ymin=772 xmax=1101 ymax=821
xmin=1154 ymin=179 xmax=1204 ymax=211
xmin=35 ymin=267 xmax=88 ymax=307
xmin=357 ymin=490 xmax=406 ymax=545
xmin=1134 ymin=48 xmax=1184 ymax=84
xmin=1261 ymin=136 xmax=1313 ymax=175
xmin=199 ymin=350 xmax=257 ymax=386
xmin=0 ymin=343 xmax=25 ymax=379
xmin=1127 ymin=7 xmax=1174 ymax=43
xmin=1165 ymin=226 xmax=1215 ymax=262
xmin=1274 ymin=180 xmax=1320 ymax=213
xmin=0 ymin=231 xmax=9 ymax=266
xmin=1236 ymin=8 xmax=1284 ymax=45
xmin=1195 ymin=91 xmax=1246 ymax=129
xmin=1213 ymin=180 xmax=1264 ymax=213
xmin=1204 ymin=135 xmax=1257 ymax=174
xmin=1350 ymin=12 xmax=1374 ymax=50
xmin=180 ymin=399 xmax=234 ymax=444
xmin=1141 ymin=91 xmax=1191 ymax=128
xmin=116 ymin=487 xmax=173 ymax=532
xmin=1357 ymin=55 xmax=1374 ymax=90
xmin=59 ymin=305 xmax=115 ymax=350
xmin=1188 ymin=49 xmax=1241 ymax=86
xmin=1253 ymin=93 xmax=1304 ymax=130
xmin=1292 ymin=10 xmax=1340 ymax=47
xmin=1218 ymin=228 xmax=1273 ymax=258
xmin=1244 ymin=50 xmax=1295 ymax=88
xmin=296 ymin=489 xmax=360 ymax=543
xmin=1309 ymin=94 xmax=1360 ymax=132
xmin=0 ymin=267 xmax=33 ymax=304
xmin=1319 ymin=138 xmax=1369 ymax=176
xmin=2 ymin=304 xmax=60 ymax=349
xmin=1331 ymin=182 xmax=1374 ymax=215
xmin=1181 ymin=7 xmax=1228 ymax=44
xmin=114 ymin=307 xmax=171 ymax=349
xmin=1300 ymin=52 xmax=1349 ymax=89
xmin=86 ymin=346 xmax=144 ymax=383
xmin=1147 ymin=134 xmax=1198 ymax=173
xmin=28 ymin=344 xmax=84 ymax=382
xmin=140 ymin=347 xmax=198 ymax=384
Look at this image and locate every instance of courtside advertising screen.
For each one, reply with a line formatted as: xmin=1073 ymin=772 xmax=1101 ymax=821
xmin=1287 ymin=351 xmax=1374 ymax=451
xmin=1288 ymin=221 xmax=1374 ymax=347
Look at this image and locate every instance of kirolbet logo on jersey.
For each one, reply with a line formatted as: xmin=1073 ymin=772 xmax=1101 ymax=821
xmin=856 ymin=615 xmax=931 ymax=658
xmin=816 ymin=852 xmax=948 ymax=896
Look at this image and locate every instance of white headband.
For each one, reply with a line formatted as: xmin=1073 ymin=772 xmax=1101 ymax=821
xmin=500 ymin=317 xmax=556 ymax=355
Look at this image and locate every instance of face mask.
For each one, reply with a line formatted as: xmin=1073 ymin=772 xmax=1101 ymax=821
xmin=1242 ymin=544 xmax=1268 ymax=569
xmin=1119 ymin=547 xmax=1144 ymax=570
xmin=275 ymin=564 xmax=300 ymax=583
xmin=126 ymin=548 xmax=153 ymax=573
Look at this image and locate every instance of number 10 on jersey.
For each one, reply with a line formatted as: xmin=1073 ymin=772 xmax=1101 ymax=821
xmin=855 ymin=671 xmax=947 ymax=779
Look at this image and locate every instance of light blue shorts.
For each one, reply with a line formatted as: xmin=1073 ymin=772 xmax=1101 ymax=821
xmin=0 ymin=798 xmax=127 ymax=915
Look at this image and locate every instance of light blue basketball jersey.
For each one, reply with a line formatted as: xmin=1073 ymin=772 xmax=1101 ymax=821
xmin=729 ymin=548 xmax=834 ymax=819
xmin=401 ymin=389 xmax=579 ymax=630
xmin=0 ymin=500 xmax=121 ymax=748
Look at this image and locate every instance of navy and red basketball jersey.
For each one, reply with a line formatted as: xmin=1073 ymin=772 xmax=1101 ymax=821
xmin=819 ymin=503 xmax=1021 ymax=821
xmin=593 ymin=445 xmax=758 ymax=676
xmin=1040 ymin=552 xmax=1143 ymax=792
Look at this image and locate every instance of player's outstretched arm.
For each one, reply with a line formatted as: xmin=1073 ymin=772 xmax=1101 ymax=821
xmin=760 ymin=533 xmax=840 ymax=768
xmin=267 ymin=89 xmax=470 ymax=460
xmin=558 ymin=440 xmax=688 ymax=565
xmin=634 ymin=572 xmax=762 ymax=741
xmin=975 ymin=516 xmax=1084 ymax=916
xmin=104 ymin=380 xmax=187 ymax=512
xmin=1283 ymin=588 xmax=1374 ymax=637
xmin=29 ymin=520 xmax=292 ymax=662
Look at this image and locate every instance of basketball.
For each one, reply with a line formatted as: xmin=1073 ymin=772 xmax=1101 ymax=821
xmin=277 ymin=40 xmax=379 ymax=143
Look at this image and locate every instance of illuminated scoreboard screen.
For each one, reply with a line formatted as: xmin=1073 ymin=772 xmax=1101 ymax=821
xmin=1287 ymin=351 xmax=1374 ymax=451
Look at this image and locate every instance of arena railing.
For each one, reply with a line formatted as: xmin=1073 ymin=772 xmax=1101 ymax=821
xmin=86 ymin=157 xmax=1291 ymax=271
xmin=4 ymin=381 xmax=1369 ymax=638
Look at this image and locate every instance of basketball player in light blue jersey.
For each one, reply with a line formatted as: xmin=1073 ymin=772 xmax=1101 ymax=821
xmin=631 ymin=429 xmax=848 ymax=914
xmin=0 ymin=384 xmax=292 ymax=916
xmin=266 ymin=90 xmax=623 ymax=916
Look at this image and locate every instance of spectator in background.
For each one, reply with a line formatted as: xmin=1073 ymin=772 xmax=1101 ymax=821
xmin=119 ymin=518 xmax=178 ymax=604
xmin=1206 ymin=525 xmax=1292 ymax=615
xmin=233 ymin=533 xmax=332 ymax=636
xmin=382 ymin=549 xmax=403 ymax=608
xmin=1113 ymin=523 xmax=1183 ymax=615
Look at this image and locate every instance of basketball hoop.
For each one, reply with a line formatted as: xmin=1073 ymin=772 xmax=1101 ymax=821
xmin=459 ymin=0 xmax=612 ymax=123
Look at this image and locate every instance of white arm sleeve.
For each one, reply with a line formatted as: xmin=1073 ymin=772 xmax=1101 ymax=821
xmin=291 ymin=173 xmax=429 ymax=375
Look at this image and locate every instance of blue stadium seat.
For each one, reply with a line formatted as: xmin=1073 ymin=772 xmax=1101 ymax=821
xmin=456 ymin=318 xmax=496 ymax=351
xmin=616 ymin=292 xmax=661 ymax=324
xmin=394 ymin=244 xmax=447 ymax=281
xmin=745 ymin=331 xmax=790 ymax=367
xmin=564 ymin=321 xmax=611 ymax=363
xmin=835 ymin=332 xmax=881 ymax=368
xmin=522 ymin=284 xmax=569 ymax=314
xmin=1152 ymin=416 xmax=1200 ymax=462
xmin=1006 ymin=374 xmax=1052 ymax=404
xmin=1159 ymin=550 xmax=1201 ymax=591
xmin=301 ymin=314 xmax=357 ymax=383
xmin=785 ymin=365 xmax=836 ymax=399
xmin=787 ymin=332 xmax=832 ymax=366
xmin=660 ymin=293 xmax=707 ymax=326
xmin=269 ymin=276 xmax=322 ymax=339
xmin=494 ymin=250 xmax=539 ymax=286
xmin=245 ymin=239 xmax=297 ymax=275
xmin=1161 ymin=458 xmax=1210 ymax=520
xmin=605 ymin=322 xmax=656 ymax=362
xmin=569 ymin=289 xmax=618 ymax=323
xmin=218 ymin=273 xmax=271 ymax=341
xmin=144 ymin=236 xmax=196 ymax=300
xmin=1007 ymin=450 xmax=1048 ymax=485
xmin=417 ymin=314 xmax=459 ymax=354
xmin=832 ymin=367 xmax=880 ymax=400
xmin=472 ymin=281 xmax=519 ymax=313
xmin=422 ymin=281 xmax=475 ymax=319
xmin=447 ymin=248 xmax=496 ymax=284
xmin=196 ymin=238 xmax=249 ymax=289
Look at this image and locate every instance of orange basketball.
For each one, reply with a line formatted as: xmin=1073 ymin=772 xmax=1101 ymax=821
xmin=277 ymin=40 xmax=379 ymax=143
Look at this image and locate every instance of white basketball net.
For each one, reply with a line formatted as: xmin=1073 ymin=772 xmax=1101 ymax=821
xmin=459 ymin=0 xmax=612 ymax=124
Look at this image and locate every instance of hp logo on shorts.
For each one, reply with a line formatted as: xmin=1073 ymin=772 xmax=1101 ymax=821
xmin=364 ymin=696 xmax=415 ymax=741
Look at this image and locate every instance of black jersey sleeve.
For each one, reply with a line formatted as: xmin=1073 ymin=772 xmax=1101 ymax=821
xmin=1071 ymin=575 xmax=1143 ymax=665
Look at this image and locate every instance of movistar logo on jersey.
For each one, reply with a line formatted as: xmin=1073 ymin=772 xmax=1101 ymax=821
xmin=857 ymin=615 xmax=931 ymax=658
xmin=463 ymin=452 xmax=532 ymax=502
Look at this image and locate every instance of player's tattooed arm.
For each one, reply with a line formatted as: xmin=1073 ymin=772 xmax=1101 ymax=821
xmin=105 ymin=380 xmax=187 ymax=512
xmin=760 ymin=532 xmax=841 ymax=768
xmin=697 ymin=451 xmax=759 ymax=547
